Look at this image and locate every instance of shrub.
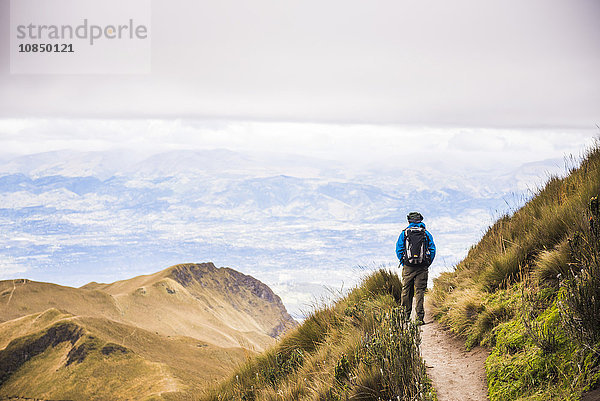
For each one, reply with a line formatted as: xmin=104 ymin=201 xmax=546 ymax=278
xmin=560 ymin=196 xmax=600 ymax=347
xmin=351 ymin=307 xmax=431 ymax=401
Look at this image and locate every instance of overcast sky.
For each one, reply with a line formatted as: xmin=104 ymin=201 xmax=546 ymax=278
xmin=1 ymin=0 xmax=599 ymax=127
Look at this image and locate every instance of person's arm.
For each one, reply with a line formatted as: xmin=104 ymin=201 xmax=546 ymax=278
xmin=426 ymin=231 xmax=436 ymax=263
xmin=396 ymin=231 xmax=405 ymax=265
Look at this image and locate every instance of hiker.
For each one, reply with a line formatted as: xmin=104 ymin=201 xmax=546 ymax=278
xmin=396 ymin=211 xmax=436 ymax=325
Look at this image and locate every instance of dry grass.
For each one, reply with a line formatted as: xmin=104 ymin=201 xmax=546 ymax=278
xmin=430 ymin=141 xmax=600 ymax=341
xmin=430 ymin=139 xmax=600 ymax=400
xmin=0 ymin=263 xmax=297 ymax=400
xmin=203 ymin=269 xmax=436 ymax=401
xmin=0 ymin=263 xmax=292 ymax=351
xmin=533 ymin=241 xmax=572 ymax=288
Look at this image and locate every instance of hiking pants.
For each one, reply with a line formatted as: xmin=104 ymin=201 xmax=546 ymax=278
xmin=401 ymin=264 xmax=428 ymax=321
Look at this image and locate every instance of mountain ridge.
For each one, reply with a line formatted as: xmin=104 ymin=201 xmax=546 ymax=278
xmin=1 ymin=262 xmax=295 ymax=348
xmin=0 ymin=262 xmax=296 ymax=400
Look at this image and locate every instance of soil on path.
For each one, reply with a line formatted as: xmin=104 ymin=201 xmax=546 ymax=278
xmin=419 ymin=307 xmax=490 ymax=401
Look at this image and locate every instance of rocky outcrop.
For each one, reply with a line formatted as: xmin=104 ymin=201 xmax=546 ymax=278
xmin=169 ymin=263 xmax=296 ymax=337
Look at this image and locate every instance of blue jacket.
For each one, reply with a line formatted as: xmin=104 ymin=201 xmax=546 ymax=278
xmin=396 ymin=222 xmax=436 ymax=266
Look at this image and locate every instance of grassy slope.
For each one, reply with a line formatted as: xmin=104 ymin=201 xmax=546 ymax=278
xmin=203 ymin=269 xmax=436 ymax=401
xmin=0 ymin=263 xmax=294 ymax=351
xmin=0 ymin=309 xmax=249 ymax=400
xmin=430 ymin=143 xmax=600 ymax=400
xmin=0 ymin=263 xmax=297 ymax=400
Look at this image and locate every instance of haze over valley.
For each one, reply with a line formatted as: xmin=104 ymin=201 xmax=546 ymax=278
xmin=0 ymin=144 xmax=578 ymax=318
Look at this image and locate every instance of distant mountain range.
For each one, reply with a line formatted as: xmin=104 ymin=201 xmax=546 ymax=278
xmin=0 ymin=262 xmax=295 ymax=400
xmin=0 ymin=149 xmax=567 ymax=317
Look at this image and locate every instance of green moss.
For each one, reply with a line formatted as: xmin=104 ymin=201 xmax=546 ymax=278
xmin=484 ymin=301 xmax=591 ymax=401
xmin=492 ymin=320 xmax=527 ymax=355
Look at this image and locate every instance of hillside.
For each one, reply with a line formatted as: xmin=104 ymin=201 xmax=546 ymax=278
xmin=203 ymin=269 xmax=436 ymax=401
xmin=0 ymin=263 xmax=295 ymax=400
xmin=430 ymin=142 xmax=600 ymax=400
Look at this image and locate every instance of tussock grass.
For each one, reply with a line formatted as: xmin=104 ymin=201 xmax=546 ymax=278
xmin=203 ymin=269 xmax=436 ymax=401
xmin=431 ymin=140 xmax=600 ymax=400
xmin=533 ymin=241 xmax=572 ymax=288
xmin=438 ymin=288 xmax=484 ymax=337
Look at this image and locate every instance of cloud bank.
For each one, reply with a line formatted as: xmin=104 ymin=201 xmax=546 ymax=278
xmin=1 ymin=0 xmax=598 ymax=126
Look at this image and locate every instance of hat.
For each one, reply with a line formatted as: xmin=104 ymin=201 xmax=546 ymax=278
xmin=407 ymin=212 xmax=423 ymax=223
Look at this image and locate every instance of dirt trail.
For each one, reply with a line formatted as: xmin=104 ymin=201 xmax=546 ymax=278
xmin=420 ymin=307 xmax=490 ymax=401
xmin=5 ymin=279 xmax=17 ymax=306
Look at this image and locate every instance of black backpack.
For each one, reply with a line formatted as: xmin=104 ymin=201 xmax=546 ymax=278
xmin=403 ymin=226 xmax=431 ymax=268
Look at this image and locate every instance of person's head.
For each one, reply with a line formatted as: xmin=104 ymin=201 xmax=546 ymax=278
xmin=407 ymin=211 xmax=423 ymax=223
